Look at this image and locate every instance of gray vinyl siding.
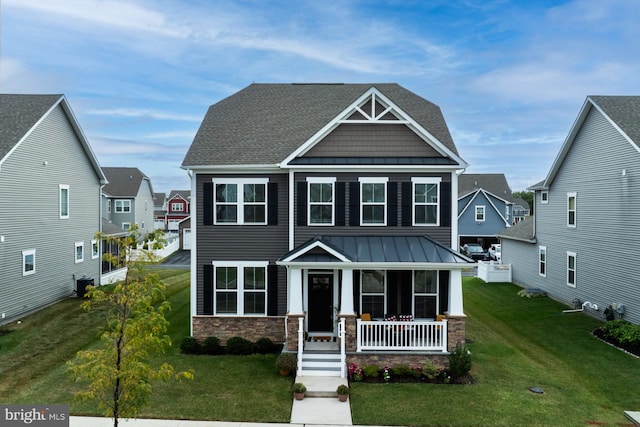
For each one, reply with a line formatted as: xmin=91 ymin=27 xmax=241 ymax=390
xmin=294 ymin=171 xmax=452 ymax=246
xmin=0 ymin=105 xmax=102 ymax=323
xmin=134 ymin=180 xmax=155 ymax=232
xmin=501 ymin=239 xmax=539 ymax=288
xmin=458 ymin=191 xmax=509 ymax=237
xmin=514 ymin=107 xmax=640 ymax=324
xmin=304 ymin=124 xmax=444 ymax=157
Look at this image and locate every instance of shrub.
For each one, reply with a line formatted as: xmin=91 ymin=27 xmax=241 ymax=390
xmin=422 ymin=362 xmax=439 ymax=380
xmin=392 ymin=364 xmax=412 ymax=378
xmin=291 ymin=382 xmax=306 ymax=393
xmin=362 ymin=364 xmax=380 ymax=379
xmin=336 ymin=384 xmax=350 ymax=395
xmin=202 ymin=336 xmax=224 ymax=355
xmin=225 ymin=336 xmax=255 ymax=355
xmin=254 ymin=337 xmax=276 ymax=354
xmin=600 ymin=320 xmax=640 ymax=346
xmin=180 ymin=336 xmax=202 ymax=354
xmin=448 ymin=343 xmax=472 ymax=379
xmin=276 ymin=352 xmax=297 ymax=373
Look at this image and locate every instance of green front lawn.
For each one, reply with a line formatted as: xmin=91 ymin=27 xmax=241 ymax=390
xmin=1 ymin=273 xmax=639 ymax=426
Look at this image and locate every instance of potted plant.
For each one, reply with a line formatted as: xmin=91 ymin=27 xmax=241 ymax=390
xmin=336 ymin=384 xmax=350 ymax=402
xmin=276 ymin=352 xmax=297 ymax=376
xmin=292 ymin=382 xmax=306 ymax=400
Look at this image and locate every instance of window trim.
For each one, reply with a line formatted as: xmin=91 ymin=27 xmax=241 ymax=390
xmin=412 ymin=270 xmax=439 ymax=320
xmin=115 ymin=199 xmax=131 ymax=213
xmin=213 ymin=261 xmax=268 ymax=316
xmin=59 ymin=184 xmax=69 ymax=219
xmin=412 ymin=177 xmax=441 ymax=226
xmin=567 ymin=251 xmax=577 ymax=288
xmin=567 ymin=192 xmax=577 ymax=228
xmin=213 ymin=178 xmax=269 ymax=225
xmin=171 ymin=202 xmax=184 ymax=212
xmin=91 ymin=239 xmax=99 ymax=259
xmin=75 ymin=242 xmax=84 ymax=264
xmin=539 ymin=246 xmax=547 ymax=277
xmin=22 ymin=249 xmax=36 ymax=276
xmin=541 ymin=191 xmax=549 ymax=204
xmin=360 ymin=269 xmax=386 ymax=319
xmin=475 ymin=205 xmax=486 ymax=222
xmin=307 ymin=177 xmax=336 ymax=226
xmin=359 ymin=177 xmax=388 ymax=226
xmin=121 ymin=222 xmax=131 ymax=231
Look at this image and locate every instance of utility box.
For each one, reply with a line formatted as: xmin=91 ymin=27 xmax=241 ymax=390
xmin=76 ymin=277 xmax=94 ymax=299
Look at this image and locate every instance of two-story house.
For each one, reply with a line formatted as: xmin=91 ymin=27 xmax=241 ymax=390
xmin=0 ymin=94 xmax=106 ymax=324
xmin=153 ymin=192 xmax=167 ymax=230
xmin=182 ymin=83 xmax=473 ymax=376
xmin=499 ymin=96 xmax=640 ymax=325
xmin=101 ymin=167 xmax=155 ymax=233
xmin=458 ymin=173 xmax=514 ymax=249
xmin=166 ymin=190 xmax=190 ymax=231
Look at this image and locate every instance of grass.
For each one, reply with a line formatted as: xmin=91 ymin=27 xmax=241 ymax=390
xmin=2 ymin=273 xmax=640 ymax=426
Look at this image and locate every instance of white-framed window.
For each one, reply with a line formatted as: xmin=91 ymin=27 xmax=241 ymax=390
xmin=360 ymin=270 xmax=385 ymax=319
xmin=115 ymin=199 xmax=131 ymax=213
xmin=22 ymin=249 xmax=36 ymax=276
xmin=412 ymin=177 xmax=441 ymax=226
xmin=541 ymin=191 xmax=549 ymax=204
xmin=59 ymin=184 xmax=69 ymax=219
xmin=539 ymin=246 xmax=547 ymax=277
xmin=214 ymin=178 xmax=268 ymax=225
xmin=413 ymin=270 xmax=438 ymax=319
xmin=567 ymin=192 xmax=576 ymax=227
xmin=213 ymin=262 xmax=268 ymax=315
xmin=567 ymin=252 xmax=576 ymax=288
xmin=360 ymin=177 xmax=387 ymax=225
xmin=307 ymin=177 xmax=335 ymax=226
xmin=75 ymin=242 xmax=84 ymax=263
xmin=121 ymin=222 xmax=131 ymax=231
xmin=107 ymin=199 xmax=112 ymax=213
xmin=171 ymin=202 xmax=184 ymax=212
xmin=91 ymin=239 xmax=99 ymax=259
xmin=475 ymin=205 xmax=485 ymax=222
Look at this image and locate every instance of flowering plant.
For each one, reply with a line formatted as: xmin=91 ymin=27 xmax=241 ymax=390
xmin=348 ymin=362 xmax=363 ymax=381
xmin=383 ymin=363 xmax=392 ymax=383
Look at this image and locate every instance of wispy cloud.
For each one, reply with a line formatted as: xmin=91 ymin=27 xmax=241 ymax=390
xmin=85 ymin=108 xmax=202 ymax=123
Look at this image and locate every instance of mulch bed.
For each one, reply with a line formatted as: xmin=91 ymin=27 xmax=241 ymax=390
xmin=353 ymin=372 xmax=475 ymax=385
xmin=592 ymin=328 xmax=640 ymax=358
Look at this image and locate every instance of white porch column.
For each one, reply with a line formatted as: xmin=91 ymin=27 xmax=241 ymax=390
xmin=339 ymin=268 xmax=355 ymax=315
xmin=288 ymin=267 xmax=304 ymax=315
xmin=448 ymin=269 xmax=464 ymax=315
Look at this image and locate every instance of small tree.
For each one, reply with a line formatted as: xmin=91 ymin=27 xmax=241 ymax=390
xmin=67 ymin=226 xmax=193 ymax=427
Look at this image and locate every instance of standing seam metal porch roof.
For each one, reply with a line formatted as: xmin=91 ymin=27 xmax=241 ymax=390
xmin=182 ymin=83 xmax=459 ymax=167
xmin=279 ymin=235 xmax=474 ymax=264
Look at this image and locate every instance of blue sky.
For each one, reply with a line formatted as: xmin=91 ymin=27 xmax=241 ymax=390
xmin=2 ymin=0 xmax=639 ymax=193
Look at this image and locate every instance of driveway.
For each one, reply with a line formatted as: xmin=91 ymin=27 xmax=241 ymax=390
xmin=157 ymin=250 xmax=190 ymax=269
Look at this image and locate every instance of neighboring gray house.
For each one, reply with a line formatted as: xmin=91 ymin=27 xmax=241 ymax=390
xmin=101 ymin=167 xmax=155 ymax=234
xmin=182 ymin=83 xmax=473 ymax=376
xmin=512 ymin=197 xmax=530 ymax=224
xmin=154 ymin=192 xmax=167 ymax=230
xmin=0 ymin=94 xmax=106 ymax=324
xmin=499 ymin=96 xmax=640 ymax=325
xmin=458 ymin=173 xmax=514 ymax=249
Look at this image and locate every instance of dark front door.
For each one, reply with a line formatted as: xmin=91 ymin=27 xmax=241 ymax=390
xmin=308 ymin=274 xmax=334 ymax=332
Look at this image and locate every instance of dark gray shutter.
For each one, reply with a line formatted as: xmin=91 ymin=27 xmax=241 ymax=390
xmin=440 ymin=181 xmax=451 ymax=227
xmin=387 ymin=182 xmax=398 ymax=226
xmin=203 ymin=182 xmax=213 ymax=225
xmin=203 ymin=264 xmax=213 ymax=315
xmin=349 ymin=182 xmax=360 ymax=226
xmin=267 ymin=265 xmax=278 ymax=316
xmin=336 ymin=181 xmax=345 ymax=226
xmin=401 ymin=182 xmax=412 ymax=226
xmin=297 ymin=181 xmax=307 ymax=226
xmin=268 ymin=182 xmax=278 ymax=225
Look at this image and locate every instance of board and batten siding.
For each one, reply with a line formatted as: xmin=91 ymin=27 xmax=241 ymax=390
xmin=518 ymin=107 xmax=640 ymax=324
xmin=0 ymin=104 xmax=102 ymax=323
xmin=194 ymin=173 xmax=290 ymax=316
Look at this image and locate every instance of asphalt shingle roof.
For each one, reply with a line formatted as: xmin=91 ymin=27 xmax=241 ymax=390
xmin=182 ymin=83 xmax=459 ymax=167
xmin=497 ymin=216 xmax=535 ymax=243
xmin=102 ymin=167 xmax=150 ymax=197
xmin=458 ymin=173 xmax=515 ymax=202
xmin=590 ymin=96 xmax=640 ymax=148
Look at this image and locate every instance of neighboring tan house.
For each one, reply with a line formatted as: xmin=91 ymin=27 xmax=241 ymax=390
xmin=182 ymin=83 xmax=472 ymax=377
xmin=0 ymin=94 xmax=106 ymax=324
xmin=458 ymin=173 xmax=514 ymax=249
xmin=154 ymin=192 xmax=167 ymax=230
xmin=101 ymin=167 xmax=155 ymax=234
xmin=499 ymin=96 xmax=640 ymax=325
xmin=166 ymin=190 xmax=190 ymax=231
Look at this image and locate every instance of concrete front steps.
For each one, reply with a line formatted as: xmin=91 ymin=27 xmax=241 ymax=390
xmin=299 ymin=351 xmax=343 ymax=377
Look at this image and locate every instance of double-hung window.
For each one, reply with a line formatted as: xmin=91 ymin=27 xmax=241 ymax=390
xmin=75 ymin=242 xmax=84 ymax=263
xmin=171 ymin=202 xmax=184 ymax=212
xmin=59 ymin=185 xmax=69 ymax=219
xmin=539 ymin=246 xmax=547 ymax=277
xmin=360 ymin=270 xmax=385 ymax=319
xmin=412 ymin=177 xmax=440 ymax=226
xmin=91 ymin=239 xmax=99 ymax=259
xmin=541 ymin=191 xmax=549 ymax=204
xmin=115 ymin=200 xmax=131 ymax=213
xmin=475 ymin=205 xmax=485 ymax=222
xmin=567 ymin=192 xmax=577 ymax=227
xmin=22 ymin=249 xmax=36 ymax=276
xmin=567 ymin=252 xmax=577 ymax=288
xmin=307 ymin=177 xmax=335 ymax=225
xmin=360 ymin=177 xmax=387 ymax=225
xmin=214 ymin=262 xmax=268 ymax=315
xmin=214 ymin=178 xmax=267 ymax=224
xmin=413 ymin=270 xmax=438 ymax=319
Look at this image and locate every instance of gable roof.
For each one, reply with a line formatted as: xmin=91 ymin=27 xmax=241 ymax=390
xmin=458 ymin=173 xmax=514 ymax=202
xmin=102 ymin=167 xmax=153 ymax=197
xmin=0 ymin=94 xmax=106 ymax=183
xmin=168 ymin=190 xmax=190 ymax=201
xmin=497 ymin=215 xmax=535 ymax=243
xmin=154 ymin=192 xmax=167 ymax=206
xmin=535 ymin=96 xmax=640 ymax=189
xmin=182 ymin=83 xmax=464 ymax=168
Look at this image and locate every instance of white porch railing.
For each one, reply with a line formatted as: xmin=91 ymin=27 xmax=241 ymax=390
xmin=338 ymin=318 xmax=346 ymax=378
xmin=356 ymin=319 xmax=448 ymax=352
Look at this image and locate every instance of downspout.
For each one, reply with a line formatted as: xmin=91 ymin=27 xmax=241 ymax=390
xmin=188 ymin=169 xmax=196 ymax=337
xmin=563 ymin=301 xmax=598 ymax=313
